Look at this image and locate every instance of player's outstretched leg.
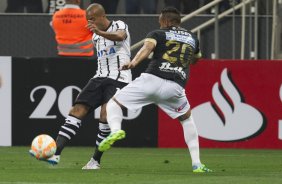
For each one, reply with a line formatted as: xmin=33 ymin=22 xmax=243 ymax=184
xmin=98 ymin=130 xmax=126 ymax=152
xmin=44 ymin=115 xmax=81 ymax=165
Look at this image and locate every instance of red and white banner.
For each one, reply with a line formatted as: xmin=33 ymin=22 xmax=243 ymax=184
xmin=158 ymin=60 xmax=282 ymax=149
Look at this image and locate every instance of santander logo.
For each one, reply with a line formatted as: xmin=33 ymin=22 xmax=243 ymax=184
xmin=192 ymin=68 xmax=265 ymax=141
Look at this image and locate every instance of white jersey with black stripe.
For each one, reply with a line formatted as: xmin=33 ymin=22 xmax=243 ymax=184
xmin=92 ymin=20 xmax=132 ymax=83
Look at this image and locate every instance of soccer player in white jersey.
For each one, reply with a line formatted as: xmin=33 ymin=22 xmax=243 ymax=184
xmin=29 ymin=3 xmax=131 ymax=170
xmin=99 ymin=7 xmax=212 ymax=173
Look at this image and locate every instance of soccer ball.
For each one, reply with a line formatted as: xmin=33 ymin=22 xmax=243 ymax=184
xmin=31 ymin=134 xmax=56 ymax=159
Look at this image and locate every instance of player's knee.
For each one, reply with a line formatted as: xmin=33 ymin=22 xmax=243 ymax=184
xmin=178 ymin=109 xmax=191 ymax=121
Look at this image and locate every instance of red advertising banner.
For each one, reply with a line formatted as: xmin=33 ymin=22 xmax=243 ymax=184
xmin=158 ymin=60 xmax=282 ymax=149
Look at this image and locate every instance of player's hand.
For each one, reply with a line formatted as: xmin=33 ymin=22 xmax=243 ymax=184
xmin=120 ymin=62 xmax=135 ymax=70
xmin=87 ymin=21 xmax=101 ymax=34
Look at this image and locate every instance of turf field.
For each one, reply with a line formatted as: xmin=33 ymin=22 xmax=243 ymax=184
xmin=0 ymin=147 xmax=282 ymax=184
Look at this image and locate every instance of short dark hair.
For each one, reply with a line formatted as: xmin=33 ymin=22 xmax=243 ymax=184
xmin=161 ymin=7 xmax=181 ymax=25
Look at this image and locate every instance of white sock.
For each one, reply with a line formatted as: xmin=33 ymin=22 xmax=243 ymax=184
xmin=106 ymin=99 xmax=123 ymax=133
xmin=180 ymin=115 xmax=201 ymax=167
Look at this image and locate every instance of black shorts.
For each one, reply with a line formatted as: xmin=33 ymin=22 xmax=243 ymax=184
xmin=75 ymin=77 xmax=128 ymax=110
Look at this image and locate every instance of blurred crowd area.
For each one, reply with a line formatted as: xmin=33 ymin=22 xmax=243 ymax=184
xmin=0 ymin=0 xmax=274 ymax=15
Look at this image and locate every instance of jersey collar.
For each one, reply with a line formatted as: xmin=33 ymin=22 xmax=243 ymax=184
xmin=105 ymin=21 xmax=113 ymax=32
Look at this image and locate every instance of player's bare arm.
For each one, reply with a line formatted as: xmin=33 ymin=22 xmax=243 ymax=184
xmin=121 ymin=41 xmax=155 ymax=70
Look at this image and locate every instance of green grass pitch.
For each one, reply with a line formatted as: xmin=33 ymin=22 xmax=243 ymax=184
xmin=0 ymin=147 xmax=282 ymax=184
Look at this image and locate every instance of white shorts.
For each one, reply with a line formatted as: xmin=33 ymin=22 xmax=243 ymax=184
xmin=114 ymin=73 xmax=190 ymax=119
